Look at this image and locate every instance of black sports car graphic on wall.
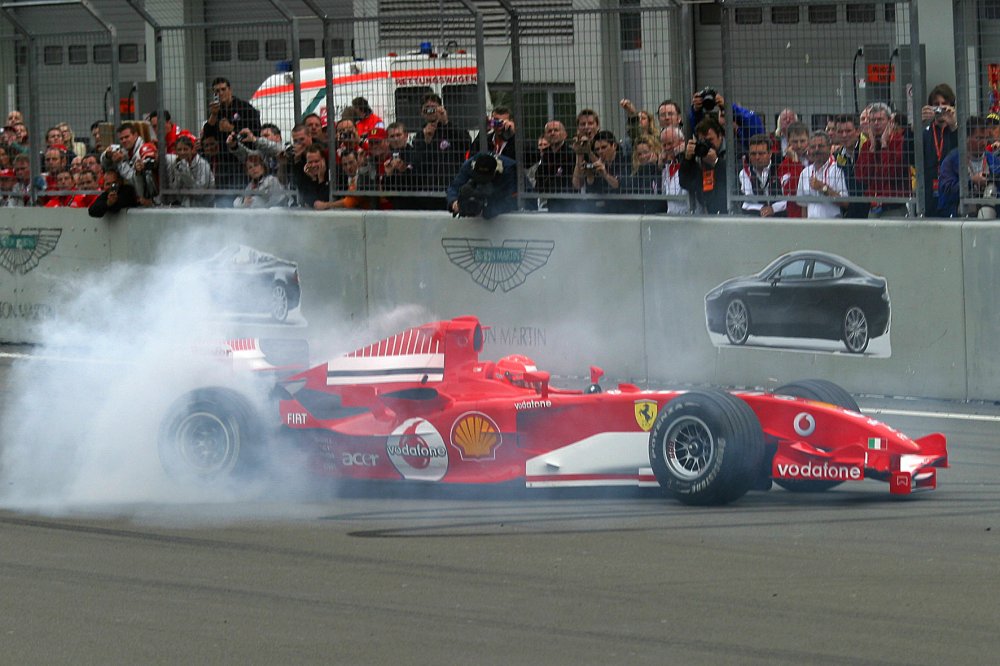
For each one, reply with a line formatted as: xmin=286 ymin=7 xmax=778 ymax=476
xmin=705 ymin=251 xmax=890 ymax=354
xmin=198 ymin=245 xmax=303 ymax=324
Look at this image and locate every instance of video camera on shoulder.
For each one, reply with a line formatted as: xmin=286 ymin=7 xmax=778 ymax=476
xmin=699 ymin=87 xmax=719 ymax=114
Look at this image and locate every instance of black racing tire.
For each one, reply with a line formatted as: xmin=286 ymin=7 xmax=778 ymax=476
xmin=648 ymin=390 xmax=765 ymax=505
xmin=725 ymin=298 xmax=750 ymax=346
xmin=158 ymin=387 xmax=263 ymax=481
xmin=842 ymin=305 xmax=869 ymax=354
xmin=772 ymin=379 xmax=858 ymax=492
xmin=271 ymin=282 xmax=290 ymax=322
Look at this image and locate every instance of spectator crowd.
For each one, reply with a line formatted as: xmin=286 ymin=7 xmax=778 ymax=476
xmin=3 ymin=77 xmax=997 ymax=219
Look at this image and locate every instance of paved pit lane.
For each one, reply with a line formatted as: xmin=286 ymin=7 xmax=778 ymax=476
xmin=0 ymin=349 xmax=998 ymax=664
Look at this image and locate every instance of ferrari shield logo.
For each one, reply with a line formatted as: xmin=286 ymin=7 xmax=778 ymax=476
xmin=634 ymin=400 xmax=658 ymax=432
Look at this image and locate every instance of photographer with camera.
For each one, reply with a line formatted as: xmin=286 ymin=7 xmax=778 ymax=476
xmin=680 ymin=116 xmax=729 ymax=214
xmin=88 ymin=167 xmax=138 ymax=218
xmin=413 ymin=93 xmax=472 ymax=208
xmin=100 ymin=123 xmax=144 ymax=184
xmin=570 ymin=129 xmax=628 ymax=213
xmin=920 ymin=84 xmax=958 ymax=218
xmin=132 ymin=141 xmax=161 ymax=206
xmin=480 ymin=106 xmax=517 ymax=161
xmin=447 ymin=152 xmax=517 ymax=219
xmin=688 ymin=87 xmax=764 ymax=161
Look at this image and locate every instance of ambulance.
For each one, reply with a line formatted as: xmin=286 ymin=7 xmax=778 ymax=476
xmin=250 ymin=49 xmax=486 ymax=139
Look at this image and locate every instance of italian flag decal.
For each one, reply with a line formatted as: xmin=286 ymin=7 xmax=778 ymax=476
xmin=868 ymin=437 xmax=886 ymax=450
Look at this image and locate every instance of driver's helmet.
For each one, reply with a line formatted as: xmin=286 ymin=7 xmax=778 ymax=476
xmin=495 ymin=354 xmax=537 ymax=388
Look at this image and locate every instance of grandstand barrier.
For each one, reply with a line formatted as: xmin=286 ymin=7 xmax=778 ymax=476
xmin=0 ymin=206 xmax=993 ymax=402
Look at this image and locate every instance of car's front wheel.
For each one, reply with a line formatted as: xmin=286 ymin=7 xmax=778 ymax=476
xmin=772 ymin=379 xmax=858 ymax=493
xmin=648 ymin=390 xmax=764 ymax=505
xmin=725 ymin=298 xmax=750 ymax=345
xmin=842 ymin=306 xmax=869 ymax=353
xmin=158 ymin=387 xmax=263 ymax=481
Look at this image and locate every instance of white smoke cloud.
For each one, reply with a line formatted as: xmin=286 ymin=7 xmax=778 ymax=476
xmin=0 ymin=228 xmax=345 ymax=517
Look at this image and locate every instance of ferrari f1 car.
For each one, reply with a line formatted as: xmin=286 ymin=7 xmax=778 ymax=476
xmin=159 ymin=316 xmax=948 ymax=505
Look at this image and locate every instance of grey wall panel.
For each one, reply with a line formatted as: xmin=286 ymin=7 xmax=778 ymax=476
xmin=641 ymin=217 xmax=968 ymax=399
xmin=962 ymin=223 xmax=1000 ymax=402
xmin=2 ymin=207 xmax=992 ymax=402
xmin=111 ymin=208 xmax=370 ymax=351
xmin=0 ymin=208 xmax=112 ymax=343
xmin=363 ymin=211 xmax=647 ymax=383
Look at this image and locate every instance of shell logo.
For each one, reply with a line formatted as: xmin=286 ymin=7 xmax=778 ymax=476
xmin=450 ymin=412 xmax=502 ymax=461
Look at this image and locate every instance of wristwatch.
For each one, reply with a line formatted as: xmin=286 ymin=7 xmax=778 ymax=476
xmin=822 ymin=185 xmax=830 ymax=195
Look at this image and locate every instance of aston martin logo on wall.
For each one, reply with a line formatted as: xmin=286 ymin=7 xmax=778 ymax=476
xmin=442 ymin=238 xmax=555 ymax=292
xmin=0 ymin=228 xmax=62 ymax=276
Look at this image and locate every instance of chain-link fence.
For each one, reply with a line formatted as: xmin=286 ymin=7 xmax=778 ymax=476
xmin=953 ymin=0 xmax=1000 ymax=218
xmin=3 ymin=0 xmax=978 ymax=219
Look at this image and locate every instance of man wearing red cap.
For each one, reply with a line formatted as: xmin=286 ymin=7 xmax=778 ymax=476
xmin=133 ymin=141 xmax=161 ymax=205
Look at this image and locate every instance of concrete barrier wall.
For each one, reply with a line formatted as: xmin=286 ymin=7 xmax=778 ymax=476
xmin=0 ymin=206 xmax=995 ymax=401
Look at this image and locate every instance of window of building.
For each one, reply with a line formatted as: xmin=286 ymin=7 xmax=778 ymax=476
xmin=846 ymin=4 xmax=877 ymax=22
xmin=68 ymin=45 xmax=88 ymax=65
xmin=771 ymin=6 xmax=800 ymax=24
xmin=735 ymin=7 xmax=763 ymax=24
xmin=119 ymin=43 xmax=140 ymax=64
xmin=808 ymin=5 xmax=838 ymax=23
xmin=44 ymin=46 xmax=63 ymax=66
xmin=209 ymin=40 xmax=231 ymax=62
xmin=237 ymin=40 xmax=259 ymax=62
xmin=265 ymin=39 xmax=287 ymax=61
xmin=299 ymin=39 xmax=316 ymax=59
xmin=699 ymin=3 xmax=721 ymax=25
xmin=93 ymin=44 xmax=111 ymax=64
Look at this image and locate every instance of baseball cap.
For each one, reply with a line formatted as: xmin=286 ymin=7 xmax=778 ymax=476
xmin=470 ymin=154 xmax=499 ymax=183
xmin=367 ymin=128 xmax=387 ymax=141
xmin=0 ymin=168 xmax=15 ymax=179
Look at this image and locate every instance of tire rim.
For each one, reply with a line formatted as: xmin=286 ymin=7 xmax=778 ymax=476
xmin=844 ymin=306 xmax=868 ymax=352
xmin=726 ymin=300 xmax=748 ymax=343
xmin=174 ymin=411 xmax=236 ymax=475
xmin=272 ymin=284 xmax=288 ymax=321
xmin=662 ymin=415 xmax=714 ymax=480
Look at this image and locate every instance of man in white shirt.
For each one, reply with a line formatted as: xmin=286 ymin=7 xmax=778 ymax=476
xmin=796 ymin=131 xmax=847 ymax=218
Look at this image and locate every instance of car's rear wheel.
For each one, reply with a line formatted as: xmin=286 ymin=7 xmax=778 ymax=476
xmin=725 ymin=298 xmax=750 ymax=345
xmin=842 ymin=306 xmax=869 ymax=353
xmin=648 ymin=390 xmax=764 ymax=505
xmin=271 ymin=282 xmax=290 ymax=322
xmin=159 ymin=387 xmax=263 ymax=481
xmin=772 ymin=379 xmax=858 ymax=492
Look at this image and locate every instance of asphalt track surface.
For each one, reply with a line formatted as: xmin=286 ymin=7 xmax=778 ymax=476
xmin=1 ymin=349 xmax=998 ymax=665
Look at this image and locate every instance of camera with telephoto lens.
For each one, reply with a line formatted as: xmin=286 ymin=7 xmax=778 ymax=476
xmin=694 ymin=138 xmax=713 ymax=158
xmin=699 ymin=87 xmax=719 ymax=113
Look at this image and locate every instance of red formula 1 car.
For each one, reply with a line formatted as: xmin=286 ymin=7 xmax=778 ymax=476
xmin=159 ymin=316 xmax=948 ymax=505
